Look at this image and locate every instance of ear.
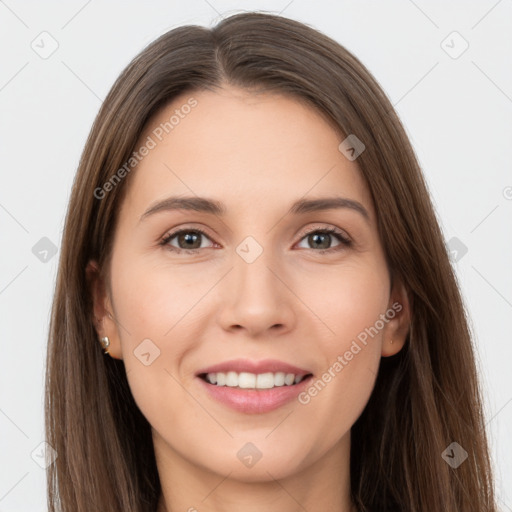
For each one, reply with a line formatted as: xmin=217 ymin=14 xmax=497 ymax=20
xmin=86 ymin=260 xmax=122 ymax=359
xmin=381 ymin=278 xmax=411 ymax=357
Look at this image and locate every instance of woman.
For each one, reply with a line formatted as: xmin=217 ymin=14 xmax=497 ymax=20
xmin=45 ymin=11 xmax=497 ymax=512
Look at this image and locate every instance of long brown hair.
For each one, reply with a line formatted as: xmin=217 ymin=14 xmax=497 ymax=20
xmin=45 ymin=11 xmax=497 ymax=511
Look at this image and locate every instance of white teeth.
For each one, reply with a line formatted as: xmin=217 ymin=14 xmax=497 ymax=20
xmin=274 ymin=372 xmax=285 ymax=386
xmin=284 ymin=373 xmax=295 ymax=386
xmin=238 ymin=372 xmax=256 ymax=388
xmin=216 ymin=372 xmax=226 ymax=386
xmin=226 ymin=371 xmax=238 ymax=387
xmin=204 ymin=371 xmax=308 ymax=389
xmin=256 ymin=372 xmax=274 ymax=389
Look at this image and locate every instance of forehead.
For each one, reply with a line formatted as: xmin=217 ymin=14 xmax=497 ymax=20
xmin=121 ymin=85 xmax=373 ymax=221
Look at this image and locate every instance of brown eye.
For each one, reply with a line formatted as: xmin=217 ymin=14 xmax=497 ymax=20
xmin=296 ymin=228 xmax=351 ymax=252
xmin=161 ymin=229 xmax=214 ymax=252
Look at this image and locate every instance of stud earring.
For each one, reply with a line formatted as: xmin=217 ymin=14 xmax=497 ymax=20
xmin=100 ymin=336 xmax=111 ymax=354
xmin=389 ymin=339 xmax=394 ymax=344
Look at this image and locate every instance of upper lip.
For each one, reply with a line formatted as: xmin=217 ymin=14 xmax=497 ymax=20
xmin=196 ymin=358 xmax=313 ymax=377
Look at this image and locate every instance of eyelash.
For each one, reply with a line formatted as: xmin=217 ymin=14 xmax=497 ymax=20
xmin=160 ymin=226 xmax=352 ymax=255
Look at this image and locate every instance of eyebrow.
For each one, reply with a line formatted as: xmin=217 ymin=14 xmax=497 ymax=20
xmin=139 ymin=195 xmax=370 ymax=222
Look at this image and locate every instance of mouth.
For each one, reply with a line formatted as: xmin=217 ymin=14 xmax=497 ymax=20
xmin=194 ymin=358 xmax=314 ymax=413
xmin=196 ymin=371 xmax=314 ymax=414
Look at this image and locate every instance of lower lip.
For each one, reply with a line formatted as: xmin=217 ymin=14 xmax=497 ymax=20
xmin=197 ymin=375 xmax=313 ymax=414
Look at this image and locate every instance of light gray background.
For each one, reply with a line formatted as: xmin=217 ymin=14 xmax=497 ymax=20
xmin=1 ymin=1 xmax=511 ymax=510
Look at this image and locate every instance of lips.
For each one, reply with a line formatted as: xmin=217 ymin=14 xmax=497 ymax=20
xmin=195 ymin=358 xmax=313 ymax=377
xmin=196 ymin=369 xmax=314 ymax=414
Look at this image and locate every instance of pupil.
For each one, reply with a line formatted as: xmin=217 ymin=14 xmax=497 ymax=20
xmin=310 ymin=233 xmax=330 ymax=249
xmin=180 ymin=232 xmax=200 ymax=249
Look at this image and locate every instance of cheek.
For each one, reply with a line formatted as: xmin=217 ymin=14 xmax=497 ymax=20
xmin=296 ymin=258 xmax=390 ymax=345
xmin=110 ymin=250 xmax=205 ymax=347
xmin=107 ymin=252 xmax=205 ymax=414
xmin=291 ymin=260 xmax=388 ymax=435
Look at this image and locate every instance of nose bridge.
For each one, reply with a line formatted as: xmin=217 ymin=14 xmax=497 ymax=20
xmin=218 ymin=236 xmax=295 ymax=334
xmin=232 ymin=239 xmax=281 ymax=305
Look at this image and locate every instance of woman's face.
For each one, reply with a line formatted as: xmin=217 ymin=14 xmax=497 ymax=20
xmin=90 ymin=85 xmax=409 ymax=483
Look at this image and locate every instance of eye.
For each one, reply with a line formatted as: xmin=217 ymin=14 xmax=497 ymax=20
xmin=296 ymin=227 xmax=352 ymax=253
xmin=160 ymin=226 xmax=352 ymax=255
xmin=160 ymin=228 xmax=215 ymax=253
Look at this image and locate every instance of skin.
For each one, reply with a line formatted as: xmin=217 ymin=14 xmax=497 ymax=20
xmin=88 ymin=85 xmax=410 ymax=512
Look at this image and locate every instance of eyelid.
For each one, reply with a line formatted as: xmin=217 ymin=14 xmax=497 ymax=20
xmin=297 ymin=224 xmax=351 ymax=242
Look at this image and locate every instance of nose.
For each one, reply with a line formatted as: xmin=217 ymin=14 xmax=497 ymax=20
xmin=216 ymin=248 xmax=296 ymax=338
